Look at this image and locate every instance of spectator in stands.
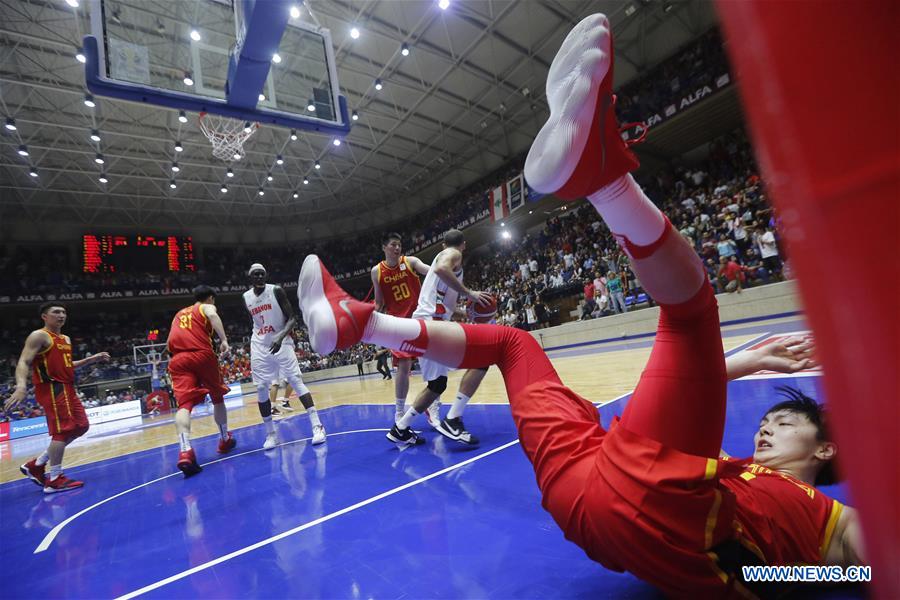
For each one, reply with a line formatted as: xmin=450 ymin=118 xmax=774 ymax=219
xmin=718 ymin=255 xmax=745 ymax=293
xmin=607 ymin=271 xmax=627 ymax=314
xmin=757 ymin=224 xmax=782 ymax=279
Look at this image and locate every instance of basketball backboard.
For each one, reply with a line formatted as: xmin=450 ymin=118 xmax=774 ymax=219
xmin=85 ymin=0 xmax=350 ymax=135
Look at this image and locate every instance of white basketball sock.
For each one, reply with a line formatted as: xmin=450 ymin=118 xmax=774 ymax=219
xmin=447 ymin=392 xmax=471 ymax=420
xmin=307 ymin=407 xmax=322 ymax=428
xmin=396 ymin=406 xmax=420 ymax=429
xmin=587 ymin=174 xmax=665 ymax=246
xmin=178 ymin=432 xmax=192 ymax=451
xmin=35 ymin=450 xmax=50 ymax=466
xmin=395 ymin=398 xmax=406 ymax=415
xmin=362 ymin=311 xmax=422 ymax=350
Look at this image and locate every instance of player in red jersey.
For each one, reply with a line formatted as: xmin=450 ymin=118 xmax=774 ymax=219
xmin=166 ymin=285 xmax=235 ymax=477
xmin=5 ymin=302 xmax=110 ymax=493
xmin=370 ymin=232 xmax=430 ymax=420
xmin=295 ymin=14 xmax=865 ymax=596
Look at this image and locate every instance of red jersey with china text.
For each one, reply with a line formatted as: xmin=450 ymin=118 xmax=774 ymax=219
xmin=167 ymin=303 xmax=214 ymax=354
xmin=377 ymin=256 xmax=422 ymax=318
xmin=721 ymin=457 xmax=844 ymax=565
xmin=31 ymin=330 xmax=75 ymax=385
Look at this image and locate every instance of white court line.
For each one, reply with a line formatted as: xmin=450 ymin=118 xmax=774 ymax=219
xmin=33 ymin=428 xmax=388 ymax=554
xmin=115 ymin=438 xmax=522 ymax=600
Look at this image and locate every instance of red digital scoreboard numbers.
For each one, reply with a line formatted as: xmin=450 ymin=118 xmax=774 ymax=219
xmin=82 ymin=235 xmax=196 ymax=273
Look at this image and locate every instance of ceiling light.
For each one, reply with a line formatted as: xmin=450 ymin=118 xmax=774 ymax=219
xmin=401 ymin=43 xmax=410 ymax=57
xmin=178 ymin=110 xmax=188 ymax=123
xmin=350 ymin=27 xmax=360 ymax=39
xmin=624 ymin=4 xmax=637 ymax=16
xmin=307 ymin=99 xmax=316 ymax=111
xmin=99 ymin=174 xmax=108 ymax=183
xmin=267 ymin=173 xmax=273 ymax=182
xmin=169 ymin=180 xmax=177 ymax=189
xmin=438 ymin=0 xmax=450 ymax=9
xmin=190 ymin=29 xmax=201 ymax=42
xmin=65 ymin=0 xmax=79 ymax=7
xmin=243 ymin=122 xmax=252 ymax=133
xmin=221 ymin=185 xmax=228 ymax=193
xmin=17 ymin=145 xmax=28 ymax=157
xmin=258 ymin=189 xmax=265 ymax=196
xmin=290 ymin=130 xmax=297 ymax=141
xmin=351 ymin=110 xmax=359 ymax=121
xmin=292 ymin=192 xmax=299 ymax=199
xmin=303 ymin=177 xmax=309 ymax=185
xmin=374 ymin=78 xmax=383 ymax=91
xmin=276 ymin=155 xmax=284 ymax=165
xmin=171 ymin=162 xmax=180 ymax=172
xmin=84 ymin=93 xmax=95 ymax=108
xmin=183 ymin=71 xmax=194 ymax=86
xmin=258 ymin=93 xmax=266 ymax=102
xmin=501 ymin=230 xmax=511 ymax=240
xmin=75 ymin=48 xmax=86 ymax=63
xmin=314 ymin=161 xmax=320 ymax=170
xmin=332 ymin=138 xmax=341 ymax=146
xmin=226 ymin=168 xmax=234 ymax=178
xmin=500 ymin=222 xmax=506 ymax=227
xmin=90 ymin=129 xmax=101 ymax=142
xmin=174 ymin=140 xmax=183 ymax=152
xmin=272 ymin=53 xmax=282 ymax=64
xmin=290 ymin=5 xmax=301 ymax=19
xmin=29 ymin=167 xmax=38 ymax=177
xmin=233 ymin=152 xmax=242 ymax=160
xmin=95 ymin=153 xmax=105 ymax=164
xmin=4 ymin=118 xmax=16 ymax=131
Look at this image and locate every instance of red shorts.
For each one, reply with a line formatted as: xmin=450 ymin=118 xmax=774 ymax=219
xmin=35 ymin=381 xmax=89 ymax=441
xmin=513 ymin=382 xmax=745 ymax=597
xmin=168 ymin=350 xmax=230 ymax=412
xmin=390 ymin=349 xmax=418 ymax=365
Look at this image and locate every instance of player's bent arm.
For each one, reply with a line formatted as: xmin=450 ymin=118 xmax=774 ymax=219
xmin=406 ymin=256 xmax=431 ymax=277
xmin=200 ymin=304 xmax=228 ymax=345
xmin=6 ymin=331 xmax=50 ymax=405
xmin=826 ymin=506 xmax=867 ymax=567
xmin=432 ymin=249 xmax=468 ymax=295
xmin=371 ymin=266 xmax=385 ymax=312
xmin=273 ymin=286 xmax=297 ymax=338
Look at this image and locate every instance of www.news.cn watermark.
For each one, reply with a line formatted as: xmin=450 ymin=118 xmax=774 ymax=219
xmin=743 ymin=565 xmax=872 ymax=583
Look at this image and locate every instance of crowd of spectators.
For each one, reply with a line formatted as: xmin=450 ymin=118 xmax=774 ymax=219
xmin=2 ymin=26 xmax=759 ymax=422
xmin=466 ymin=129 xmax=784 ymax=330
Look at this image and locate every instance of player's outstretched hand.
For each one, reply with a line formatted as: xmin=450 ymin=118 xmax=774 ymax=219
xmin=468 ymin=290 xmax=492 ymax=307
xmin=756 ymin=335 xmax=817 ymax=373
xmin=93 ymin=352 xmax=111 ymax=363
xmin=219 ymin=340 xmax=230 ymax=355
xmin=4 ymin=387 xmax=26 ymax=410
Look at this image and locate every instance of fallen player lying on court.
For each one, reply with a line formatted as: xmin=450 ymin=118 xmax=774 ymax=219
xmin=293 ymin=14 xmax=865 ymax=596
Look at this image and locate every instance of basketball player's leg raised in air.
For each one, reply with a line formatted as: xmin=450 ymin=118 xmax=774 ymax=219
xmin=298 ymin=15 xmax=863 ymax=595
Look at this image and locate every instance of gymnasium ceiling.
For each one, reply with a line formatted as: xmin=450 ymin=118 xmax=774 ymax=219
xmin=0 ymin=0 xmax=718 ymax=241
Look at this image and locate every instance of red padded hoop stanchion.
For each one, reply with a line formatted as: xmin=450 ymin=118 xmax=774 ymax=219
xmin=715 ymin=2 xmax=899 ymax=596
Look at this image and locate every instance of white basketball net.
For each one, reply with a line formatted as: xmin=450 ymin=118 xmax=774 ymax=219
xmin=198 ymin=112 xmax=258 ymax=162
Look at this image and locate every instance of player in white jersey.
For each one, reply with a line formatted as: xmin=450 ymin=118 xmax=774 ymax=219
xmin=387 ymin=229 xmax=491 ymax=446
xmin=243 ymin=263 xmax=326 ymax=448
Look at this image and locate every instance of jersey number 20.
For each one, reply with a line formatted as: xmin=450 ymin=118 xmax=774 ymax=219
xmin=392 ymin=283 xmax=411 ymax=302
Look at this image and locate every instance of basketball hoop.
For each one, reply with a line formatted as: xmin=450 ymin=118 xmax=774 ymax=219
xmin=198 ymin=112 xmax=259 ymax=161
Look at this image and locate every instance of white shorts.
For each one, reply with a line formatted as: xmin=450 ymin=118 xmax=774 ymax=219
xmin=419 ymin=357 xmax=451 ymax=383
xmin=251 ymin=342 xmax=300 ymax=386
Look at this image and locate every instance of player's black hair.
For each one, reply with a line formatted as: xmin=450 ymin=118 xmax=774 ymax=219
xmin=443 ymin=228 xmax=465 ymax=248
xmin=193 ymin=285 xmax=217 ymax=302
xmin=382 ymin=232 xmax=402 ymax=246
xmin=39 ymin=301 xmax=66 ymax=316
xmin=765 ymin=386 xmax=837 ymax=486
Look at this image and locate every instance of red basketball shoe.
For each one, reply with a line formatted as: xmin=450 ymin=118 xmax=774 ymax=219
xmin=177 ymin=448 xmax=202 ymax=477
xmin=298 ymin=255 xmax=375 ymax=355
xmin=217 ymin=432 xmax=236 ymax=454
xmin=524 ymin=13 xmax=641 ymax=200
xmin=20 ymin=459 xmax=46 ymax=487
xmin=43 ymin=474 xmax=84 ymax=494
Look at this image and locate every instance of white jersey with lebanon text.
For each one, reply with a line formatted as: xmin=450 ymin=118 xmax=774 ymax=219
xmin=243 ymin=284 xmax=295 ymax=349
xmin=412 ymin=253 xmax=464 ymax=321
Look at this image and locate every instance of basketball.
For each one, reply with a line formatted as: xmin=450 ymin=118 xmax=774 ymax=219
xmin=469 ymin=295 xmax=498 ymax=323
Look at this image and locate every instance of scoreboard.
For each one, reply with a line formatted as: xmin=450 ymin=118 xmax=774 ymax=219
xmin=82 ymin=235 xmax=196 ymax=273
